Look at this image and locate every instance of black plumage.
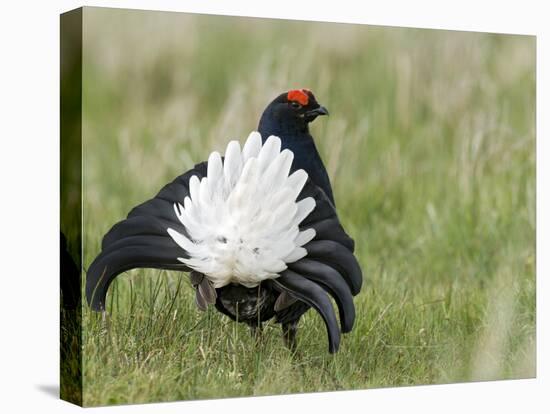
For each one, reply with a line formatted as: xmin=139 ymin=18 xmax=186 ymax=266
xmin=258 ymin=91 xmax=336 ymax=205
xmin=86 ymin=89 xmax=363 ymax=353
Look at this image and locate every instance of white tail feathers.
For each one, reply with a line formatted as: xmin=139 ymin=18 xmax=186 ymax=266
xmin=167 ymin=132 xmax=316 ymax=288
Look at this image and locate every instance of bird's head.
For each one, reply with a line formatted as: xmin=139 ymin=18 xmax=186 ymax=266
xmin=259 ymin=88 xmax=329 ymax=134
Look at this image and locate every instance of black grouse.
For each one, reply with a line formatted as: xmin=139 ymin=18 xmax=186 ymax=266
xmin=86 ymin=89 xmax=362 ymax=353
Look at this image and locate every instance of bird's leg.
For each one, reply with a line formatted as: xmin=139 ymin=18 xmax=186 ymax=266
xmin=101 ymin=310 xmax=111 ymax=334
xmin=282 ymin=320 xmax=299 ymax=352
xmin=250 ymin=322 xmax=264 ymax=341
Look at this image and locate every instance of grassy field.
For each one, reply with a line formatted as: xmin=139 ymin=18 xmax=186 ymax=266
xmin=77 ymin=8 xmax=535 ymax=406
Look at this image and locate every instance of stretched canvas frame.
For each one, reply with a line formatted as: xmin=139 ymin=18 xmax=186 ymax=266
xmin=60 ymin=6 xmax=536 ymax=407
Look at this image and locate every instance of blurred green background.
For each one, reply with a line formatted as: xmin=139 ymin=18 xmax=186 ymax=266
xmin=80 ymin=7 xmax=535 ymax=406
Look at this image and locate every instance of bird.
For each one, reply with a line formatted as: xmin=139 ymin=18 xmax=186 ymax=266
xmin=86 ymin=89 xmax=362 ymax=353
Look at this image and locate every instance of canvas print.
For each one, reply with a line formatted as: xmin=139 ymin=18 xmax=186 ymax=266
xmin=60 ymin=6 xmax=536 ymax=407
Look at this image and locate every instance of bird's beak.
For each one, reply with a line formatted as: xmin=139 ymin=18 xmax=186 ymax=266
xmin=304 ymin=105 xmax=329 ymax=121
xmin=307 ymin=106 xmax=329 ymax=117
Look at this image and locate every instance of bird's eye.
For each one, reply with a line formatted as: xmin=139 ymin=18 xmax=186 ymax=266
xmin=290 ymin=101 xmax=302 ymax=109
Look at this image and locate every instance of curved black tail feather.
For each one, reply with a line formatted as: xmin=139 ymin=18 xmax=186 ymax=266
xmin=85 ymin=163 xmax=209 ymax=311
xmin=288 ymin=258 xmax=355 ymax=333
xmin=273 ymin=270 xmax=341 ymax=353
xmin=86 ymin=159 xmax=363 ymax=352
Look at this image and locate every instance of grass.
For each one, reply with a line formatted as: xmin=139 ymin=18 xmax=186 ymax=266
xmin=75 ymin=7 xmax=535 ymax=406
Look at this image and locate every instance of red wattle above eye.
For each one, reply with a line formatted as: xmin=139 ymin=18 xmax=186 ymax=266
xmin=287 ymin=89 xmax=309 ymax=106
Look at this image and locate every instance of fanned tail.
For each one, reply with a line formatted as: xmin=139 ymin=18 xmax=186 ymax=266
xmin=85 ymin=131 xmax=363 ymax=353
xmin=165 ymin=133 xmax=317 ymax=288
